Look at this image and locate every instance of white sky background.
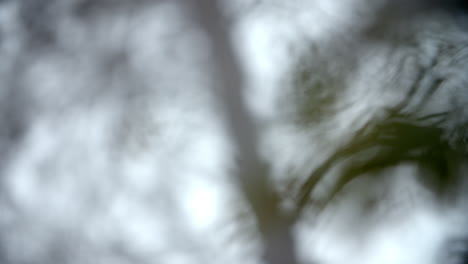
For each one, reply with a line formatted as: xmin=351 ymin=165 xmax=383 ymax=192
xmin=0 ymin=1 xmax=258 ymax=264
xmin=0 ymin=1 xmax=467 ymax=264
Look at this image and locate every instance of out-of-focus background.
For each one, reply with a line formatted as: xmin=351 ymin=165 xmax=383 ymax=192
xmin=1 ymin=1 xmax=468 ymax=264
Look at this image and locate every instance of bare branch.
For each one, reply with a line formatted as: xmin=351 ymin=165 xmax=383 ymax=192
xmin=186 ymin=1 xmax=300 ymax=264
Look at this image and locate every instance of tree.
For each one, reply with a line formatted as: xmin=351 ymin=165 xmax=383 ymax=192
xmin=1 ymin=0 xmax=468 ymax=264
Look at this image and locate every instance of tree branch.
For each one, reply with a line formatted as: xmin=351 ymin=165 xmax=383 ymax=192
xmin=186 ymin=1 xmax=300 ymax=263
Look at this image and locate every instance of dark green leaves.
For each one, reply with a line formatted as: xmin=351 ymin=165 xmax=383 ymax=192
xmin=296 ymin=111 xmax=455 ymax=215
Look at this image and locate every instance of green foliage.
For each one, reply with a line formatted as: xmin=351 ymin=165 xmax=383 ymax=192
xmin=296 ymin=110 xmax=462 ymax=214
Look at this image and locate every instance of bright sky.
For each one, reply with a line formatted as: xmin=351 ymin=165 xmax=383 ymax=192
xmin=0 ymin=1 xmax=467 ymax=264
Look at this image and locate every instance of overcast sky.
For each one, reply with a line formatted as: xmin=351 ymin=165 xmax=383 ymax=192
xmin=0 ymin=1 xmax=467 ymax=264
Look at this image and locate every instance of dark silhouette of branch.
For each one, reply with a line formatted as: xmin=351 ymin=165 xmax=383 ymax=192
xmin=186 ymin=1 xmax=300 ymax=264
